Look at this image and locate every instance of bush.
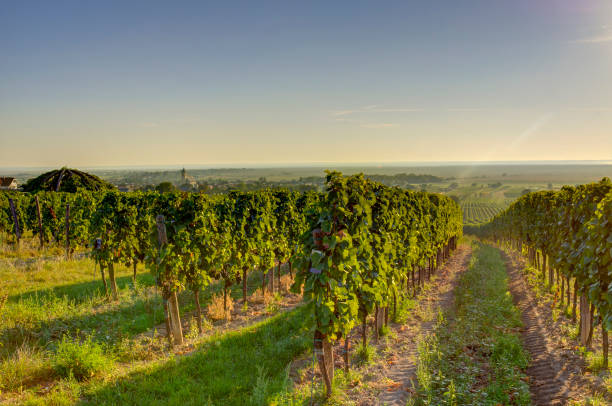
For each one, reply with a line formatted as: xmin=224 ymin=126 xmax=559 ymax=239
xmin=52 ymin=336 xmax=113 ymax=381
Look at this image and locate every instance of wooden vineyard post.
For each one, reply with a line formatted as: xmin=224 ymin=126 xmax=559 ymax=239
xmin=344 ymin=334 xmax=350 ymax=374
xmin=560 ymin=277 xmax=565 ymax=306
xmin=156 ymin=215 xmax=171 ymax=344
xmin=580 ymin=295 xmax=591 ymax=346
xmin=223 ymin=280 xmax=230 ymax=319
xmin=162 ymin=296 xmax=173 ymax=346
xmin=586 ymin=304 xmax=595 ymax=347
xmin=65 ymin=203 xmax=70 ymax=260
xmin=35 ymin=196 xmax=43 ymax=249
xmin=374 ymin=305 xmax=380 ymax=343
xmin=156 ymin=215 xmax=183 ymax=346
xmin=107 ymin=262 xmax=119 ymax=301
xmin=8 ymin=198 xmax=21 ymax=248
xmin=603 ymin=326 xmax=609 ymax=369
xmin=261 ymin=270 xmax=267 ymax=298
xmin=169 ymin=290 xmax=184 ymax=345
xmin=94 ymin=238 xmax=108 ymax=295
xmin=566 ymin=276 xmax=571 ymax=309
xmin=545 ymin=254 xmax=552 ymax=288
xmin=194 ymin=289 xmax=203 ymax=334
xmin=362 ymin=312 xmax=367 ymax=347
xmin=374 ymin=305 xmax=384 ymax=342
xmin=384 ymin=306 xmax=389 ymax=327
xmin=242 ymin=267 xmax=248 ymax=305
xmin=393 ymin=291 xmax=397 ymax=323
xmin=100 ymin=264 xmax=108 ymax=295
xmin=314 ymin=330 xmax=334 ymax=398
xmin=156 ymin=214 xmax=168 ymax=245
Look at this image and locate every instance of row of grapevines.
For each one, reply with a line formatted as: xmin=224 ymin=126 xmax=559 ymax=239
xmin=0 ymin=190 xmax=98 ymax=254
xmin=88 ymin=189 xmax=319 ymax=345
xmin=291 ymin=171 xmax=463 ymax=396
xmin=474 ymin=177 xmax=612 ymax=366
xmin=1 ymin=189 xmax=318 ymax=344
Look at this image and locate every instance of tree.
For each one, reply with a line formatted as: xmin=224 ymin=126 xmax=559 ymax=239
xmin=22 ymin=168 xmax=115 ymax=193
xmin=156 ymin=182 xmax=177 ymax=193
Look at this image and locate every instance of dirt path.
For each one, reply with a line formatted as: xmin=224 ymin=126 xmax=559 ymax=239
xmin=504 ymin=251 xmax=604 ymax=405
xmin=376 ymin=245 xmax=472 ymax=406
xmin=289 ymin=246 xmax=472 ymax=406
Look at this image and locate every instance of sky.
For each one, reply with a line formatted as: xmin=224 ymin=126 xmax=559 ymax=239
xmin=1 ymin=0 xmax=611 ymax=167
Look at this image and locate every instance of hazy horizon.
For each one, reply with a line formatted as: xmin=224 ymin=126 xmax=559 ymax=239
xmin=1 ymin=159 xmax=611 ymax=172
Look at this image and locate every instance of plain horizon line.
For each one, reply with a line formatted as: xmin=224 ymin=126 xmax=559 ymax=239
xmin=1 ymin=159 xmax=611 ymax=173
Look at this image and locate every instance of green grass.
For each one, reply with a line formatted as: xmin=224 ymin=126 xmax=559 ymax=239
xmin=413 ymin=242 xmax=531 ymax=405
xmin=0 ymin=258 xmax=161 ymax=357
xmin=76 ymin=306 xmax=312 ymax=406
xmin=53 ymin=335 xmax=114 ymax=381
xmin=0 ymin=232 xmax=69 ymax=260
xmin=0 ymin=250 xmax=294 ymax=401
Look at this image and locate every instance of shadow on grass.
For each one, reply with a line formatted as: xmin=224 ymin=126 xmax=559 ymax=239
xmin=8 ymin=273 xmax=156 ymax=304
xmin=79 ymin=306 xmax=313 ymax=406
xmin=1 ymin=268 xmax=288 ymax=354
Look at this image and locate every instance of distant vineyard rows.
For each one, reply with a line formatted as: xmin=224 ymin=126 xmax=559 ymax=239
xmin=461 ymin=201 xmax=506 ymax=225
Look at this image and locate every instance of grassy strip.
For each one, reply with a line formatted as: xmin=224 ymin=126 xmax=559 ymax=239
xmin=16 ymin=305 xmax=312 ymax=406
xmin=413 ymin=242 xmax=530 ymax=406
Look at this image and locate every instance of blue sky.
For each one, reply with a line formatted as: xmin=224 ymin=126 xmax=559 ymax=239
xmin=1 ymin=0 xmax=611 ymax=166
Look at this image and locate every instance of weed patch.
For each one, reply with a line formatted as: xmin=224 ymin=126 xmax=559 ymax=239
xmin=52 ymin=335 xmax=113 ymax=381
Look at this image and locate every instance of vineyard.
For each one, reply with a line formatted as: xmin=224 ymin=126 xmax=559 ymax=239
xmin=2 ymin=174 xmax=611 ymax=405
xmin=5 ymin=1 xmax=612 ymax=404
xmin=461 ymin=200 xmax=508 ymax=226
xmin=0 ymin=171 xmax=466 ymax=404
xmin=475 ymin=178 xmax=612 ymax=364
xmin=471 ymin=177 xmax=612 ymax=405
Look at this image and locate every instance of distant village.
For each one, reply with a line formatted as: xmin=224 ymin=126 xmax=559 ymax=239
xmin=0 ymin=168 xmax=323 ymax=194
xmin=115 ymin=168 xmax=323 ymax=193
xmin=2 ymin=168 xmax=450 ymax=194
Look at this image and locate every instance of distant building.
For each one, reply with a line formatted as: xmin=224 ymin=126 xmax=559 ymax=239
xmin=0 ymin=177 xmax=18 ymax=190
xmin=179 ymin=168 xmax=198 ymax=190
